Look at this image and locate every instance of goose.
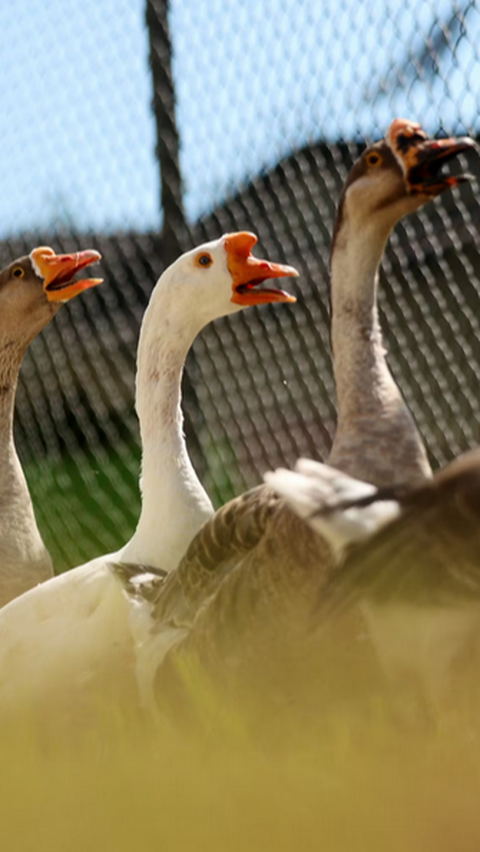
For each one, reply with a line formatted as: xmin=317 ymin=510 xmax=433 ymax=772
xmin=328 ymin=118 xmax=475 ymax=487
xmin=151 ymin=450 xmax=480 ymax=722
xmin=267 ymin=451 xmax=480 ymax=707
xmin=105 ymin=120 xmax=476 ymax=711
xmin=0 ymin=246 xmax=102 ymax=607
xmin=0 ymin=233 xmax=298 ymax=722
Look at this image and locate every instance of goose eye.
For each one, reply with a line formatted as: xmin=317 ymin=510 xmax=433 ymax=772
xmin=196 ymin=253 xmax=213 ymax=268
xmin=366 ymin=152 xmax=382 ymax=167
xmin=12 ymin=266 xmax=25 ymax=279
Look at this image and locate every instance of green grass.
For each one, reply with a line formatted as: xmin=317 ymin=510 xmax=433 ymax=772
xmin=22 ymin=431 xmax=247 ymax=573
xmin=23 ymin=442 xmax=142 ymax=571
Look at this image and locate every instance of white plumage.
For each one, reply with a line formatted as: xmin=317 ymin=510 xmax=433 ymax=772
xmin=265 ymin=458 xmax=400 ymax=561
xmin=0 ymin=233 xmax=297 ymax=723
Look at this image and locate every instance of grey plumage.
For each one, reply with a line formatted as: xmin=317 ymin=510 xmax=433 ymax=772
xmin=318 ymin=448 xmax=480 ymax=615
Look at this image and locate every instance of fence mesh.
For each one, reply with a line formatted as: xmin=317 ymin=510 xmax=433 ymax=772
xmin=1 ymin=0 xmax=480 ymax=570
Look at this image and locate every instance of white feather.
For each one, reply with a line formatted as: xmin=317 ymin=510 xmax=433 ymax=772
xmin=265 ymin=459 xmax=400 ymax=561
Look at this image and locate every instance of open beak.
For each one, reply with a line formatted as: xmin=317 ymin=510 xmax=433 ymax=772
xmin=30 ymin=247 xmax=103 ymax=303
xmin=402 ymin=136 xmax=476 ymax=197
xmin=224 ymin=232 xmax=299 ymax=307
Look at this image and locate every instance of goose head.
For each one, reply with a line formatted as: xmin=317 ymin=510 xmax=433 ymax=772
xmin=334 ymin=118 xmax=476 ymax=241
xmin=152 ymin=232 xmax=298 ymax=329
xmin=0 ymin=246 xmax=102 ymax=349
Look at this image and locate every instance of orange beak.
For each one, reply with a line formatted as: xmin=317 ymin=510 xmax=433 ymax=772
xmin=30 ymin=247 xmax=103 ymax=303
xmin=224 ymin=232 xmax=298 ymax=306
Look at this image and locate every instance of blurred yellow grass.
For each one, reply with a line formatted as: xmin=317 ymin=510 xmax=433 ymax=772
xmin=2 ymin=685 xmax=480 ymax=852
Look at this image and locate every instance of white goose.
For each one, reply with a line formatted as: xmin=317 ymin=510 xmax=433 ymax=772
xmin=0 ymin=233 xmax=298 ymax=721
xmin=0 ymin=246 xmax=101 ymax=607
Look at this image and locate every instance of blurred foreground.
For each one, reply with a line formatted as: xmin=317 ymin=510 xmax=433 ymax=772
xmin=3 ymin=654 xmax=480 ymax=852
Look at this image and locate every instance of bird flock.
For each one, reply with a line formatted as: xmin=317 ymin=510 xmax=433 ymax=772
xmin=0 ymin=117 xmax=479 ymax=736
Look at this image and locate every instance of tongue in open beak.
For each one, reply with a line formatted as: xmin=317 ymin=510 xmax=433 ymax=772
xmin=224 ymin=232 xmax=299 ymax=306
xmin=405 ymin=136 xmax=476 ymax=196
xmin=30 ymin=246 xmax=103 ymax=303
xmin=387 ymin=120 xmax=477 ymax=197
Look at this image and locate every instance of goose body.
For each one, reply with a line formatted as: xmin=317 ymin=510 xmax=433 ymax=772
xmin=268 ymin=450 xmax=480 ymax=704
xmin=0 ymin=234 xmax=298 ymax=721
xmin=0 ymin=247 xmax=102 ymax=607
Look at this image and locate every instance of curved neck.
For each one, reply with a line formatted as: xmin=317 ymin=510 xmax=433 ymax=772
xmin=0 ymin=344 xmax=52 ymax=603
xmin=328 ymin=220 xmax=432 ymax=488
xmin=123 ymin=292 xmax=213 ymax=571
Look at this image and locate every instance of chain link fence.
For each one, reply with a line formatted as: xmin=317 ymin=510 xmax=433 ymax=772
xmin=1 ymin=0 xmax=480 ymax=570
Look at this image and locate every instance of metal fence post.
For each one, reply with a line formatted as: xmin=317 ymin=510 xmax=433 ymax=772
xmin=146 ymin=0 xmax=192 ymax=263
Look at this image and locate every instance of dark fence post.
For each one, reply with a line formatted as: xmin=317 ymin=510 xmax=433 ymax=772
xmin=145 ymin=0 xmax=207 ymax=483
xmin=146 ymin=0 xmax=192 ymax=263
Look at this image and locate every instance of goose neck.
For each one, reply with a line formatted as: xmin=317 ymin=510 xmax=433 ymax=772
xmin=0 ymin=343 xmax=24 ymax=446
xmin=330 ymin=222 xmax=393 ymax=415
xmin=0 ymin=341 xmax=51 ymax=591
xmin=328 ymin=218 xmax=432 ymax=487
xmin=125 ymin=296 xmax=213 ymax=570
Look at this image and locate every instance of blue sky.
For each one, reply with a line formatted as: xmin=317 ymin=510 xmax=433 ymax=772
xmin=0 ymin=0 xmax=478 ymax=237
